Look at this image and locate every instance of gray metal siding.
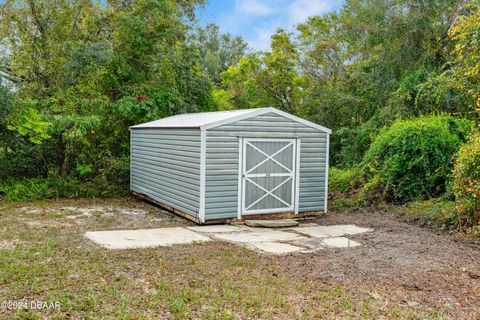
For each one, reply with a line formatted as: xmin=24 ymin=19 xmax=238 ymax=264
xmin=205 ymin=112 xmax=327 ymax=220
xmin=130 ymin=128 xmax=201 ymax=217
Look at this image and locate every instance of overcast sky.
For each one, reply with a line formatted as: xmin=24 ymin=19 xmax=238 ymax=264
xmin=197 ymin=0 xmax=345 ymax=51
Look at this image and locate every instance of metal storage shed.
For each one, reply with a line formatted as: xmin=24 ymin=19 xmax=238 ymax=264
xmin=130 ymin=107 xmax=331 ymax=224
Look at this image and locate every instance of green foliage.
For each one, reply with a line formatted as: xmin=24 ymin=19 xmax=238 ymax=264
xmin=0 ymin=83 xmax=16 ymax=145
xmin=387 ymin=66 xmax=432 ymax=118
xmin=401 ymin=198 xmax=458 ymax=230
xmin=328 ymin=167 xmax=368 ymax=210
xmin=0 ymin=0 xmax=212 ymax=196
xmin=329 ymin=167 xmax=361 ymax=194
xmin=386 ymin=66 xmax=473 ymax=121
xmin=448 ymin=3 xmax=480 ymax=116
xmin=415 ymin=72 xmax=474 ymax=118
xmin=76 ymin=164 xmax=93 ymax=177
xmin=220 ymin=53 xmax=266 ymax=109
xmin=0 ymin=175 xmax=124 ymax=202
xmin=297 ymin=0 xmax=477 ymax=166
xmin=7 ymin=105 xmax=51 ymax=144
xmin=452 ymin=132 xmax=480 ymax=227
xmin=189 ymin=23 xmax=248 ymax=85
xmin=211 ymin=88 xmax=234 ymax=110
xmin=335 ymin=118 xmax=384 ymax=167
xmin=1 ymin=156 xmax=129 ymax=201
xmin=363 ymin=116 xmax=472 ymax=202
xmin=0 ymin=84 xmax=15 ymax=123
xmin=220 ymin=29 xmax=305 ymax=114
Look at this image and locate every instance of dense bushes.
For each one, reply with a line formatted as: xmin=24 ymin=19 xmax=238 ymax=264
xmin=0 ymin=155 xmax=130 ymax=202
xmin=452 ymin=132 xmax=480 ymax=227
xmin=329 ymin=167 xmax=361 ymax=194
xmin=329 ymin=117 xmax=478 ymax=232
xmin=363 ymin=116 xmax=471 ymax=202
xmin=328 ymin=167 xmax=364 ymax=209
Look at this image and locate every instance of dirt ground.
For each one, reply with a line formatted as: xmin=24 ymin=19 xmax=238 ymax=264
xmin=1 ymin=198 xmax=479 ymax=319
xmin=285 ymin=210 xmax=480 ymax=318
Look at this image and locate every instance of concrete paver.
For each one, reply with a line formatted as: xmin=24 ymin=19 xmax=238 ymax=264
xmin=85 ymin=227 xmax=210 ymax=249
xmin=247 ymin=241 xmax=305 ymax=254
xmin=291 ymin=224 xmax=372 ymax=238
xmin=322 ymin=237 xmax=361 ymax=248
xmin=211 ymin=229 xmax=307 ymax=243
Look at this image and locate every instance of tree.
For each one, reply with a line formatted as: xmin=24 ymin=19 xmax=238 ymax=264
xmin=0 ymin=0 xmax=212 ymax=180
xmin=220 ymin=29 xmax=305 ymax=114
xmin=189 ymin=23 xmax=248 ymax=85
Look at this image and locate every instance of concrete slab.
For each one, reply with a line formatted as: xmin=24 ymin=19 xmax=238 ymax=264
xmin=187 ymin=225 xmax=243 ymax=233
xmin=292 ymin=224 xmax=372 ymax=238
xmin=245 ymin=219 xmax=299 ymax=228
xmin=85 ymin=228 xmax=210 ymax=249
xmin=322 ymin=237 xmax=361 ymax=248
xmin=247 ymin=242 xmax=305 ymax=254
xmin=212 ymin=229 xmax=306 ymax=243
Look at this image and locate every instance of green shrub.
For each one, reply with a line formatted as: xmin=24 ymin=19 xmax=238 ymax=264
xmin=329 ymin=167 xmax=361 ymax=194
xmin=335 ymin=118 xmax=382 ymax=167
xmin=363 ymin=115 xmax=471 ymax=202
xmin=328 ymin=167 xmax=366 ymax=209
xmin=452 ymin=132 xmax=480 ymax=227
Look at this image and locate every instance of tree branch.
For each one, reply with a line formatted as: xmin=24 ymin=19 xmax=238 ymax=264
xmin=0 ymin=65 xmax=24 ymax=83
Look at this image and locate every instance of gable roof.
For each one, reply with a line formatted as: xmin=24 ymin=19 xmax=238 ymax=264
xmin=130 ymin=107 xmax=332 ymax=134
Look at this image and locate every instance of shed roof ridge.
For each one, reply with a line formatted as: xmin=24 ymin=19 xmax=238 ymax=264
xmin=169 ymin=108 xmax=259 ymax=118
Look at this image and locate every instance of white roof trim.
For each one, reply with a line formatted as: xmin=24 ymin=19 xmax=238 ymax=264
xmin=202 ymin=107 xmax=332 ymax=134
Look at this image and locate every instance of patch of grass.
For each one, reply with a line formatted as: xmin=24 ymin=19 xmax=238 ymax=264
xmin=397 ymin=198 xmax=458 ymax=231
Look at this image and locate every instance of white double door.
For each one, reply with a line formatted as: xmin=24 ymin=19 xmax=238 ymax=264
xmin=240 ymin=138 xmax=298 ymax=215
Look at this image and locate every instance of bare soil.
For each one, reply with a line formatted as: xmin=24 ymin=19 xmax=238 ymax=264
xmin=280 ymin=209 xmax=480 ymax=318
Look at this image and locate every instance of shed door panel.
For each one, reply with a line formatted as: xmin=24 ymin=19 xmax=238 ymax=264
xmin=242 ymin=139 xmax=296 ymax=215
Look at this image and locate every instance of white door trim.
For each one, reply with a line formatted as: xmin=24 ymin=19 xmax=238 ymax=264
xmin=240 ymin=138 xmax=298 ymax=216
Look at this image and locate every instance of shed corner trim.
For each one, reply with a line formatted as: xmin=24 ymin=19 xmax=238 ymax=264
xmin=199 ymin=127 xmax=207 ymax=223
